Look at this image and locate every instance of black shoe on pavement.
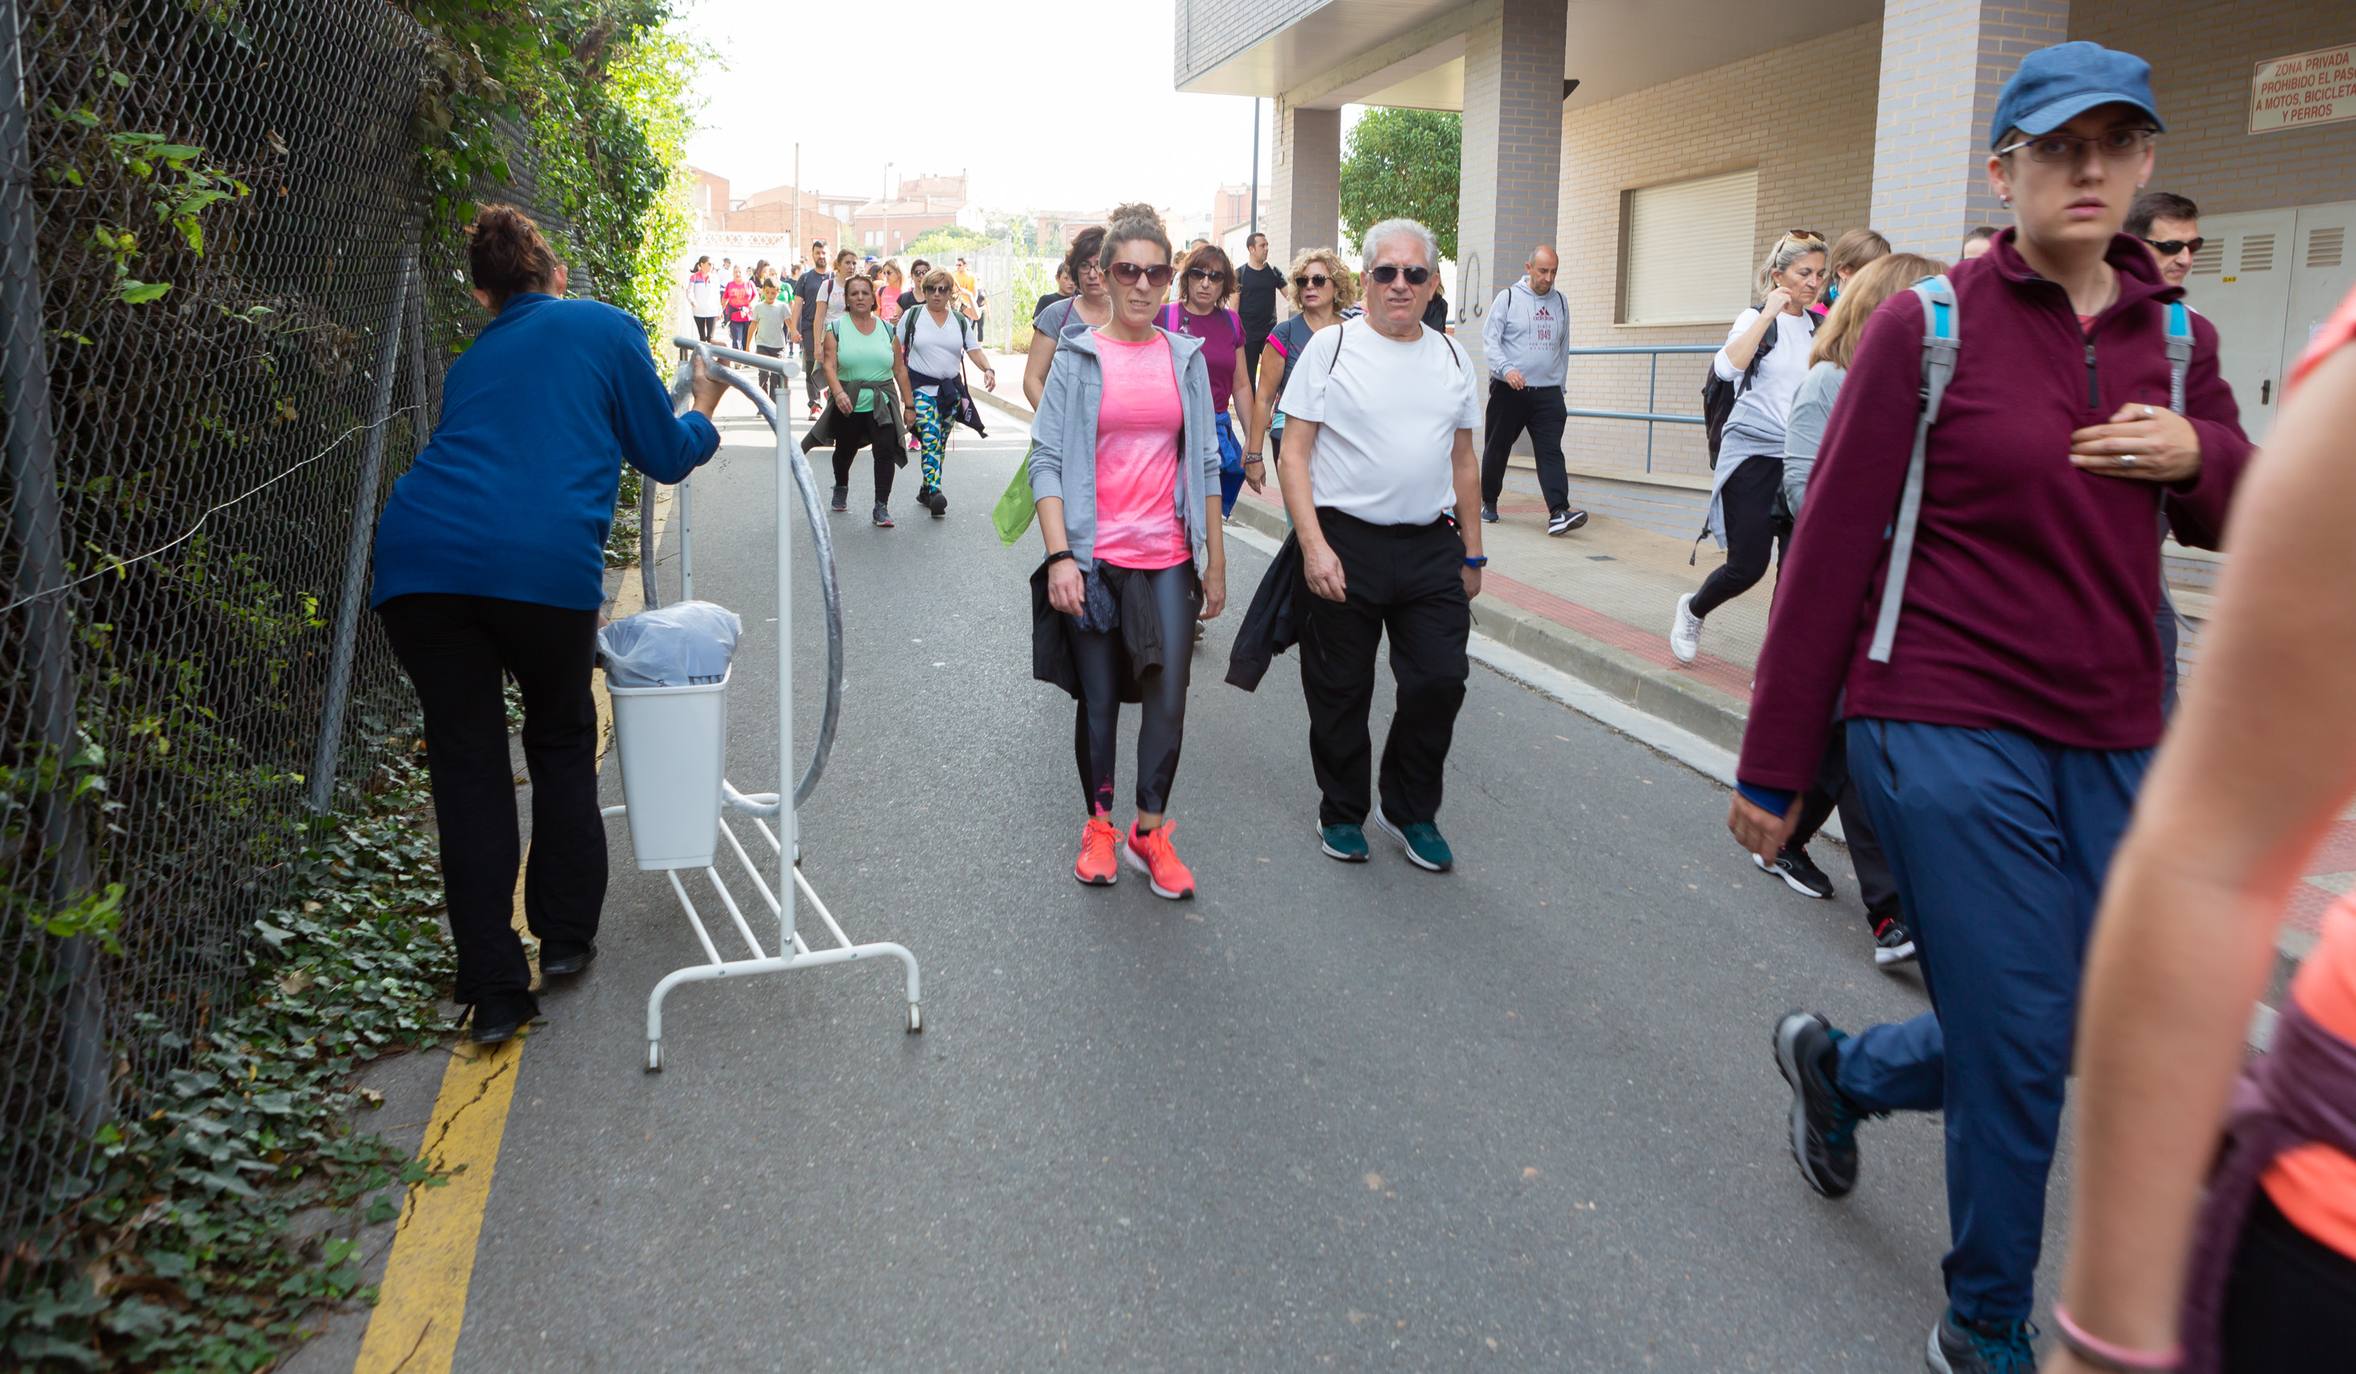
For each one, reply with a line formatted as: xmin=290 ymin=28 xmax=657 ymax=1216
xmin=1479 ymin=501 xmax=1499 ymax=523
xmin=1871 ymin=915 xmax=1918 ymax=968
xmin=1756 ymin=846 xmax=1836 ymax=899
xmin=539 ymin=944 xmax=597 ymax=978
xmin=872 ymin=503 xmax=895 ymax=528
xmin=1927 ymin=1309 xmax=2038 ymax=1374
xmin=467 ymin=995 xmax=537 ymax=1046
xmin=919 ymin=485 xmax=948 ymax=515
xmin=1546 ymin=507 xmax=1589 ymax=536
xmin=1772 ymin=1011 xmax=1860 ymax=1199
xmin=830 ymin=485 xmax=849 ymax=513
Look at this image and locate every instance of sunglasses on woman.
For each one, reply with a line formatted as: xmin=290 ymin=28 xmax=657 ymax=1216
xmin=1292 ymin=273 xmax=1332 ymax=289
xmin=1367 ymin=264 xmax=1431 ymax=285
xmin=1184 ymin=267 xmax=1225 ymax=284
xmin=925 ymin=283 xmax=952 ymax=294
xmin=1107 ymin=262 xmax=1175 ymax=288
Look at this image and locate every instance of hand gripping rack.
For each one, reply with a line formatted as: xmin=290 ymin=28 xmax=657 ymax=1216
xmin=603 ymin=338 xmax=922 ymax=1071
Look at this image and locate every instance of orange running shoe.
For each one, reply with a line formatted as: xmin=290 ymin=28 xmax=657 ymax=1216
xmin=1123 ymin=821 xmax=1195 ymax=900
xmin=1074 ymin=815 xmax=1120 ymax=886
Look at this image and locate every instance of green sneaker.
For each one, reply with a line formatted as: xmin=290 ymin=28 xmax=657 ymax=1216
xmin=1317 ymin=823 xmax=1369 ymax=863
xmin=1372 ymin=806 xmax=1453 ymax=872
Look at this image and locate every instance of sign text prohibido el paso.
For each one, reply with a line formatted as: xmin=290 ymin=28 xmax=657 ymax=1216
xmin=2250 ymin=44 xmax=2356 ymax=134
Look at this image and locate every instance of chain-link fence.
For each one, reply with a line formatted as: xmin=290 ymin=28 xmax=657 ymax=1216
xmin=0 ymin=0 xmax=571 ymax=1242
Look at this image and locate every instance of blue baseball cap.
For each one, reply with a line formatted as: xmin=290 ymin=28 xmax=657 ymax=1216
xmin=1989 ymin=41 xmax=2165 ymax=148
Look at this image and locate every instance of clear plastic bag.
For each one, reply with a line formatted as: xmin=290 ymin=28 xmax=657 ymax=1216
xmin=598 ymin=601 xmax=743 ymax=688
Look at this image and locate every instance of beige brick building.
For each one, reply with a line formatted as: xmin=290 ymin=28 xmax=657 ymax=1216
xmin=1179 ymin=0 xmax=2356 ymax=478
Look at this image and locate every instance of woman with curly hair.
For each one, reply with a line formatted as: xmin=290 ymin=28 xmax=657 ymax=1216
xmin=1245 ymin=246 xmax=1356 ymax=472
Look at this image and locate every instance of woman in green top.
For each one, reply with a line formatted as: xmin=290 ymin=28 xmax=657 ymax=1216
xmin=819 ymin=273 xmax=913 ymax=527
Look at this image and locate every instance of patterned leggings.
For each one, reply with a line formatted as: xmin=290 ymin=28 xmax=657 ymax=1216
xmin=913 ymin=389 xmax=950 ymax=491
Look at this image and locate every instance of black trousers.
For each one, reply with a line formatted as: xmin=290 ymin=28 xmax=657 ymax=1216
xmin=1299 ymin=511 xmax=1471 ymax=827
xmin=1787 ymin=722 xmax=1903 ymax=927
xmin=828 ymin=409 xmax=896 ymax=503
xmin=755 ymin=343 xmax=783 ymax=397
xmin=2221 ymin=1189 xmax=2356 ymax=1372
xmin=1692 ymin=454 xmax=1789 ymax=619
xmin=1242 ymin=330 xmax=1270 ymax=397
xmin=803 ymin=330 xmax=825 ymax=405
xmin=378 ymin=594 xmax=606 ymax=1021
xmin=1071 ymin=562 xmax=1198 ymax=816
xmin=1478 ymin=379 xmax=1571 ymax=513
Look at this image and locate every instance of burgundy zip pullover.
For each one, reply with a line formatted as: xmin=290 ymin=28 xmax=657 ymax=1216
xmin=1737 ymin=231 xmax=2252 ymax=796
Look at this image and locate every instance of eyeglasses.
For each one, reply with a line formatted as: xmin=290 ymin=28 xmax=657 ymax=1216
xmin=1184 ymin=267 xmax=1224 ymax=283
xmin=1291 ymin=273 xmax=1332 ymax=289
xmin=1107 ymin=262 xmax=1175 ymax=288
xmin=1077 ymin=262 xmax=1104 ymax=276
xmin=2142 ymin=236 xmax=2205 ymax=257
xmin=1367 ymin=264 xmax=1432 ymax=285
xmin=1994 ymin=126 xmax=2157 ymax=164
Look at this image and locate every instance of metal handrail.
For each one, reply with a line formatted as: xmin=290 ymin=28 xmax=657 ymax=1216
xmin=1558 ymin=343 xmax=1717 ymax=473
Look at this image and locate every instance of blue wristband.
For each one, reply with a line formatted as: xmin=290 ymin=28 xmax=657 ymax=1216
xmin=1463 ymin=555 xmax=1489 ymax=569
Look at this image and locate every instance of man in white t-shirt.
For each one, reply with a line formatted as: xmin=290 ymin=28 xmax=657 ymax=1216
xmin=1276 ymin=217 xmax=1485 ymax=874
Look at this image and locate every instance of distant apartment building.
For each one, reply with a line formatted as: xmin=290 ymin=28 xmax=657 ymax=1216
xmin=847 ymin=171 xmax=970 ymax=256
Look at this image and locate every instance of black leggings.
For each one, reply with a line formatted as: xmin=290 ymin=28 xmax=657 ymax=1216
xmin=693 ymin=315 xmax=716 ymax=341
xmin=828 ymin=409 xmax=896 ymax=503
xmin=1071 ymin=562 xmax=1197 ymax=816
xmin=2221 ymin=1189 xmax=2356 ymax=1372
xmin=1692 ymin=453 xmax=1790 ymax=619
xmin=1787 ymin=722 xmax=1903 ymax=928
xmin=378 ymin=594 xmax=605 ymax=1024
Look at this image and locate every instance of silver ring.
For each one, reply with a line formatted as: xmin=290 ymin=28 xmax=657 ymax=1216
xmin=2119 ymin=454 xmax=2140 ymax=468
xmin=2141 ymin=405 xmax=2155 ymax=420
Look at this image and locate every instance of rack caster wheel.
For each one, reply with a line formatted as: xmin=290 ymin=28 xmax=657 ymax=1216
xmin=646 ymin=1041 xmax=663 ymax=1072
xmin=906 ymin=1004 xmax=923 ymax=1034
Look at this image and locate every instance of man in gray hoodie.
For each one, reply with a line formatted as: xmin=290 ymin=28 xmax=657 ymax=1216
xmin=1477 ymin=247 xmax=1586 ymax=536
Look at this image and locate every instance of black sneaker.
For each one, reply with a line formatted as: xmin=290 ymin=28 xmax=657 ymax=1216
xmin=1546 ymin=507 xmax=1589 ymax=536
xmin=1928 ymin=1309 xmax=2038 ymax=1374
xmin=1771 ymin=1011 xmax=1860 ymax=1198
xmin=1872 ymin=915 xmax=1918 ymax=967
xmin=1479 ymin=501 xmax=1499 ymax=523
xmin=1756 ymin=846 xmax=1835 ymax=899
xmin=830 ymin=485 xmax=849 ymax=513
xmin=919 ymin=485 xmax=948 ymax=515
xmin=872 ymin=503 xmax=894 ymax=528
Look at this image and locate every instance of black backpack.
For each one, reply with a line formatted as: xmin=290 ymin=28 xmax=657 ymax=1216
xmin=1700 ymin=307 xmax=1782 ymax=468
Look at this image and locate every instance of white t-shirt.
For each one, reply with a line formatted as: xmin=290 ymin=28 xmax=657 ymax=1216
xmin=900 ymin=308 xmax=971 ymax=391
xmin=687 ymin=274 xmax=721 ymax=317
xmin=1711 ymin=307 xmax=1816 ymax=439
xmin=1279 ymin=320 xmax=1480 ymax=526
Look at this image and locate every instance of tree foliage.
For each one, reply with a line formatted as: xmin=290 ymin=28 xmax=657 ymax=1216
xmin=1338 ymin=108 xmax=1461 ymax=262
xmin=904 ymin=224 xmax=991 ymax=259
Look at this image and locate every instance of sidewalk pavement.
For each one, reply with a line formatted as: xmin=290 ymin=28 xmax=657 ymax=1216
xmin=969 ymin=356 xmax=2331 ymax=967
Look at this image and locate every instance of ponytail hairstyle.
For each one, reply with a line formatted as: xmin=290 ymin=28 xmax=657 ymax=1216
xmin=1809 ymin=252 xmax=1946 ymax=371
xmin=468 ymin=204 xmax=558 ymax=310
xmin=1756 ymin=230 xmax=1827 ymax=297
xmin=1098 ymin=201 xmax=1171 ymax=271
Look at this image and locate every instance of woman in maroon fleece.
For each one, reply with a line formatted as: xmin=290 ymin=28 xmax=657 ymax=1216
xmin=1734 ymin=42 xmax=2253 ymax=1374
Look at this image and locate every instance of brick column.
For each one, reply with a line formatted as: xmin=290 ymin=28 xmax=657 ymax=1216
xmin=1870 ymin=0 xmax=2071 ymax=256
xmin=1267 ymin=100 xmax=1340 ymax=270
xmin=1457 ymin=0 xmax=1567 ymax=374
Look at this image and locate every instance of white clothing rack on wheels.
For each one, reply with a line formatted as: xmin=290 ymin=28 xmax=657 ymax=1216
xmin=602 ymin=337 xmax=921 ymax=1071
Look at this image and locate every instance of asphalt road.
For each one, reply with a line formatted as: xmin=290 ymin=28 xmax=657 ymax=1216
xmin=449 ymin=402 xmax=2068 ymax=1371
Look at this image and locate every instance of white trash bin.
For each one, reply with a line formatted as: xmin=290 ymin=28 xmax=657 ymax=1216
xmin=608 ymin=667 xmax=730 ymax=870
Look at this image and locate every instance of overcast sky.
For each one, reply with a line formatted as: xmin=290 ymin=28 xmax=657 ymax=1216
xmin=678 ymin=0 xmax=1282 ymax=215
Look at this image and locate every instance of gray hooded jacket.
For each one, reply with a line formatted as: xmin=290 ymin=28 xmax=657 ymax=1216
xmin=1480 ymin=275 xmax=1571 ymax=388
xmin=1028 ymin=325 xmax=1221 ymax=572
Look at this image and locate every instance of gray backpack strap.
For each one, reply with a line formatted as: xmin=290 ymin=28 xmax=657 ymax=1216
xmin=1868 ymin=275 xmax=1959 ymax=665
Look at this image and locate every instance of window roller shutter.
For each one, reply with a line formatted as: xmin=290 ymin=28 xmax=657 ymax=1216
xmin=1623 ymin=169 xmax=1760 ymax=325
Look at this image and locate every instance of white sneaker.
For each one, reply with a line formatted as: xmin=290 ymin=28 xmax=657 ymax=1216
xmin=1670 ymin=593 xmax=1703 ymax=664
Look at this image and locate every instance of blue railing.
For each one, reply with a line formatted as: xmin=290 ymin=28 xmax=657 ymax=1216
xmin=1562 ymin=344 xmax=1717 ymax=473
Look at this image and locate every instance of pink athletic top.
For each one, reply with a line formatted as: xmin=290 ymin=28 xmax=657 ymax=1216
xmin=1089 ymin=330 xmax=1189 ymax=570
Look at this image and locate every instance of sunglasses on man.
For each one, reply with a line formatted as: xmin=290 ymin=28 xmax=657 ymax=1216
xmin=1367 ymin=264 xmax=1432 ymax=285
xmin=1107 ymin=262 xmax=1175 ymax=288
xmin=2142 ymin=236 xmax=2205 ymax=256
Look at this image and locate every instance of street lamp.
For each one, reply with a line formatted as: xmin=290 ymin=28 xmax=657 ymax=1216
xmin=882 ymin=162 xmax=893 ymax=258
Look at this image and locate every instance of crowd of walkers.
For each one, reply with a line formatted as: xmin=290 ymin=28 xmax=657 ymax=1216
xmin=369 ymin=33 xmax=2356 ymax=1374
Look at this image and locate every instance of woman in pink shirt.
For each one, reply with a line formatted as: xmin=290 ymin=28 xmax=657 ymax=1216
xmin=1028 ymin=204 xmax=1227 ymax=900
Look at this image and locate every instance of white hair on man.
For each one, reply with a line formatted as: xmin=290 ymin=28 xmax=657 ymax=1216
xmin=1360 ymin=217 xmax=1438 ymax=267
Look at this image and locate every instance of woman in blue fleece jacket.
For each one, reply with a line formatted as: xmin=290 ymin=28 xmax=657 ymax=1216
xmin=371 ymin=205 xmax=726 ymax=1043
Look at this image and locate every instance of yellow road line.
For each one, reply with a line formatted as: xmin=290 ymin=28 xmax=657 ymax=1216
xmin=354 ymin=484 xmax=673 ymax=1373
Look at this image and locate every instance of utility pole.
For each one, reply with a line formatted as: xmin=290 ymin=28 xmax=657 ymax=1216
xmin=791 ymin=142 xmax=801 ymax=262
xmin=1249 ymin=98 xmax=1259 ymax=236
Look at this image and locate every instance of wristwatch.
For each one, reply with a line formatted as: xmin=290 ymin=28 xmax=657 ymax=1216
xmin=1463 ymin=555 xmax=1489 ymax=569
xmin=1244 ymin=452 xmax=1264 ymax=465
